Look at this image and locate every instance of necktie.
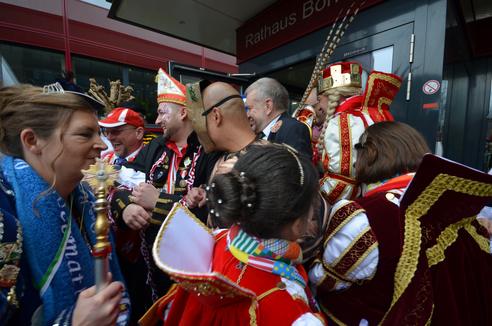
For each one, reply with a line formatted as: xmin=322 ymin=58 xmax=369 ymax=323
xmin=114 ymin=157 xmax=127 ymax=167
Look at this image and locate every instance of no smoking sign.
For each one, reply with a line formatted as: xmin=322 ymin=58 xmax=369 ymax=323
xmin=422 ymin=80 xmax=440 ymax=95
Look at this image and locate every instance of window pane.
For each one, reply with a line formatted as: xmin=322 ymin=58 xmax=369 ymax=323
xmin=0 ymin=42 xmax=64 ymax=87
xmin=73 ymin=55 xmax=158 ymax=122
xmin=347 ymin=45 xmax=394 ymax=90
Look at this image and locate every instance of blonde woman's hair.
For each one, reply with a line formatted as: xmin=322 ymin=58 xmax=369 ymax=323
xmin=0 ymin=84 xmax=94 ymax=158
xmin=317 ymin=86 xmax=362 ymax=154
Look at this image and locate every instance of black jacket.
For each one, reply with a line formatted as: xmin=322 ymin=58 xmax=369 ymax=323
xmin=111 ymin=132 xmax=218 ymax=225
xmin=267 ymin=112 xmax=313 ymax=160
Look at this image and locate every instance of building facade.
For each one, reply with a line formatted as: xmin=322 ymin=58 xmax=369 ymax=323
xmin=236 ymin=0 xmax=492 ymax=171
xmin=0 ymin=0 xmax=238 ymax=121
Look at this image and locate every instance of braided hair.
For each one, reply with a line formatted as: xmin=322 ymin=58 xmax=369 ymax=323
xmin=206 ymin=144 xmax=318 ymax=239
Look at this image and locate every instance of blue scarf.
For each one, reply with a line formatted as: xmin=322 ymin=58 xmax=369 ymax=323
xmin=1 ymin=156 xmax=130 ymax=325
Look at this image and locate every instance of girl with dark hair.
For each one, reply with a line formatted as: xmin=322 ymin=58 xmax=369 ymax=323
xmin=0 ymin=84 xmax=130 ymax=325
xmin=150 ymin=144 xmax=326 ymax=325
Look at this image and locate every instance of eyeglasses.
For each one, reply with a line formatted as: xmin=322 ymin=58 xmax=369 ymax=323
xmin=201 ymin=95 xmax=243 ymax=116
xmin=102 ymin=126 xmax=136 ymax=137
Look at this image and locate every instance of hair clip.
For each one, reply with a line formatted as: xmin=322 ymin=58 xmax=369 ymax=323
xmin=285 ymin=146 xmax=304 ymax=186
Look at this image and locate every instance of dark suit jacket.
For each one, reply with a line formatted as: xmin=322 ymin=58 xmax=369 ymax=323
xmin=266 ymin=112 xmax=313 ymax=160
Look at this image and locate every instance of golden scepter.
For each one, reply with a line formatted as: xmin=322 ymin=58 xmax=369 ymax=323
xmin=82 ymin=158 xmax=118 ymax=291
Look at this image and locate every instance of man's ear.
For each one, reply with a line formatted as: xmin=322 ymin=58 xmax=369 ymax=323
xmin=20 ymin=128 xmax=43 ymax=155
xmin=211 ymin=107 xmax=223 ymax=126
xmin=265 ymin=98 xmax=274 ymax=116
xmin=135 ymin=126 xmax=145 ymax=141
xmin=179 ymin=106 xmax=188 ymax=121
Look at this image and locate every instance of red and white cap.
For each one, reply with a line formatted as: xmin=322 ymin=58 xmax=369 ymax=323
xmin=99 ymin=107 xmax=144 ymax=128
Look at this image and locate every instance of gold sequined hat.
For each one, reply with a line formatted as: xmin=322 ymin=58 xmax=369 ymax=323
xmin=318 ymin=61 xmax=362 ymax=94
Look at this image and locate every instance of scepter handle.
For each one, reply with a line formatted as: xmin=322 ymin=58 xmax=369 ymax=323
xmin=95 ymin=257 xmax=109 ymax=292
xmin=93 ymin=185 xmax=112 ymax=292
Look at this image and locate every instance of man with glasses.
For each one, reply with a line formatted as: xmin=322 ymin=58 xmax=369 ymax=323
xmin=109 ymin=68 xmax=218 ymax=318
xmin=245 ymin=77 xmax=312 ymax=160
xmin=185 ymin=80 xmax=330 ymax=267
xmin=99 ymin=107 xmax=145 ymax=166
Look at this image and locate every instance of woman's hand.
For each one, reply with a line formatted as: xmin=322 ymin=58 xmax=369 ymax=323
xmin=72 ymin=279 xmax=124 ymax=326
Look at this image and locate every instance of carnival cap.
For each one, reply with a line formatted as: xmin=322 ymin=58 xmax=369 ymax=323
xmin=99 ymin=107 xmax=144 ymax=128
xmin=156 ymin=68 xmax=187 ymax=106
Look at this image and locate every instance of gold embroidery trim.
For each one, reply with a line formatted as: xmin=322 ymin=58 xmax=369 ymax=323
xmin=324 ymin=207 xmax=365 ymax=245
xmin=215 ymin=231 xmax=228 ymax=242
xmin=236 ymin=264 xmax=247 ymax=285
xmin=377 ymin=97 xmax=392 ymax=115
xmin=381 ymin=174 xmax=492 ymax=324
xmin=117 ymin=198 xmax=125 ymax=209
xmin=362 ymin=72 xmax=402 ymax=110
xmin=425 ymin=304 xmax=434 ymax=326
xmin=257 ymin=287 xmax=281 ymax=301
xmin=331 ymin=226 xmax=371 ymax=266
xmin=149 ymin=218 xmax=164 ymax=225
xmin=157 ymin=197 xmax=173 ymax=204
xmin=153 ymin=207 xmax=168 ymax=216
xmin=321 ymin=259 xmax=353 ymax=285
xmin=464 ymin=223 xmax=490 ymax=254
xmin=249 ymin=299 xmax=257 ymax=326
xmin=426 ymin=216 xmax=475 ymax=268
xmin=346 ymin=241 xmax=378 ymax=281
xmin=315 ymin=268 xmax=329 ymax=287
xmin=347 ymin=114 xmax=353 ymax=177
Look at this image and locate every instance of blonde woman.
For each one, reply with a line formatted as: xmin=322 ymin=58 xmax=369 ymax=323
xmin=0 ymin=85 xmax=130 ymax=325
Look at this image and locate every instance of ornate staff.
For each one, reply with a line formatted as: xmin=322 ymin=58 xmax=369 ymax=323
xmin=293 ymin=0 xmax=366 ymax=117
xmin=82 ymin=159 xmax=118 ymax=291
